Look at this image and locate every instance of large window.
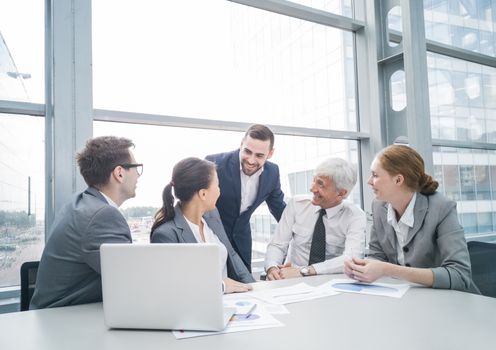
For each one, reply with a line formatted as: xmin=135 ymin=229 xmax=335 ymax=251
xmin=93 ymin=0 xmax=363 ymax=265
xmin=424 ymin=0 xmax=496 ymax=240
xmin=0 ymin=115 xmax=44 ymax=287
xmin=93 ymin=0 xmax=357 ymax=131
xmin=0 ymin=0 xmax=45 ymax=291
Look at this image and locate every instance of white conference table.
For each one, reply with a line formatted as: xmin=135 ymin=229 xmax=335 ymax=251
xmin=1 ymin=274 xmax=495 ymax=350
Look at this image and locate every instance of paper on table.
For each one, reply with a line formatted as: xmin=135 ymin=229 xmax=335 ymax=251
xmin=173 ymin=303 xmax=283 ymax=339
xmin=249 ymin=282 xmax=340 ymax=305
xmin=328 ymin=278 xmax=410 ymax=298
xmin=223 ymin=294 xmax=290 ymax=315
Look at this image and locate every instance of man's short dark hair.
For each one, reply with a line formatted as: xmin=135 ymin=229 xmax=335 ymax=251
xmin=76 ymin=136 xmax=134 ymax=187
xmin=244 ymin=124 xmax=274 ymax=150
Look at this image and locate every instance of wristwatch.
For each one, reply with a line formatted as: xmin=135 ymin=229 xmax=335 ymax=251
xmin=300 ymin=266 xmax=311 ymax=276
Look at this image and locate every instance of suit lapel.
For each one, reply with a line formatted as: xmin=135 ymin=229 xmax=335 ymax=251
xmin=379 ymin=202 xmax=398 ymax=258
xmin=255 ymin=167 xmax=268 ymax=204
xmin=229 ymin=150 xmax=242 ymax=213
xmin=405 ymin=193 xmax=428 ymax=246
xmin=173 ymin=205 xmax=197 ymax=243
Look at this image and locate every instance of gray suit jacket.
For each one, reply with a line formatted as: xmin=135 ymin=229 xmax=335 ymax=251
xmin=368 ymin=192 xmax=479 ymax=293
xmin=150 ymin=205 xmax=255 ymax=283
xmin=30 ymin=187 xmax=132 ymax=309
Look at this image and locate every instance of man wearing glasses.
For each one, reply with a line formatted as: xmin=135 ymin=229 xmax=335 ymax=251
xmin=30 ymin=136 xmax=142 ymax=309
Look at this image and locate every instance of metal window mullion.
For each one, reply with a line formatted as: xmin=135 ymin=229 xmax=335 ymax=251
xmin=228 ymin=0 xmax=364 ymax=32
xmin=46 ymin=0 xmax=93 ymax=236
xmin=353 ymin=0 xmax=385 ymax=216
xmin=93 ymin=109 xmax=369 ymax=141
xmin=389 ymin=29 xmax=496 ymax=68
xmin=432 ymin=139 xmax=496 ymax=151
xmin=401 ymin=0 xmax=433 ymax=174
xmin=0 ymin=100 xmax=45 ymax=116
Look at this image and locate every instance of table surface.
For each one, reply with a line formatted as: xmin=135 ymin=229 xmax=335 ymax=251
xmin=1 ymin=275 xmax=495 ymax=350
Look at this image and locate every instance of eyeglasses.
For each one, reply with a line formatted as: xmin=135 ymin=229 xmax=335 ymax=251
xmin=120 ymin=163 xmax=143 ymax=176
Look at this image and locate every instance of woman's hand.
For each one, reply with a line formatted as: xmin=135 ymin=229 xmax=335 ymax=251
xmin=344 ymin=258 xmax=388 ymax=283
xmin=223 ymin=277 xmax=252 ymax=294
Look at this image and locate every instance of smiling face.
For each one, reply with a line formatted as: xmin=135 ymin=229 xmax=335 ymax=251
xmin=239 ymin=136 xmax=274 ymax=176
xmin=310 ymin=175 xmax=345 ymax=209
xmin=367 ymin=157 xmax=399 ymax=202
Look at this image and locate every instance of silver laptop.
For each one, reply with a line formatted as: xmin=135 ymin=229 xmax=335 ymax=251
xmin=100 ymin=243 xmax=235 ymax=331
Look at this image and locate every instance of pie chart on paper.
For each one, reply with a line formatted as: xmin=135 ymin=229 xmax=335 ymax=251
xmin=331 ymin=282 xmax=398 ymax=293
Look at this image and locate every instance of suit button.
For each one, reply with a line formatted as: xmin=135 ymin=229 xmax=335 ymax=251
xmin=405 ymin=263 xmax=411 ymax=267
xmin=403 ymin=246 xmax=409 ymax=253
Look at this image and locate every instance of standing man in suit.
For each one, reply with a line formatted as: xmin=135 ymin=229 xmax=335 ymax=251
xmin=206 ymin=124 xmax=286 ymax=271
xmin=30 ymin=136 xmax=142 ymax=309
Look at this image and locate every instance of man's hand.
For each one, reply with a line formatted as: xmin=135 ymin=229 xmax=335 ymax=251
xmin=266 ymin=266 xmax=282 ymax=280
xmin=267 ymin=262 xmax=293 ymax=280
xmin=279 ymin=266 xmax=303 ymax=279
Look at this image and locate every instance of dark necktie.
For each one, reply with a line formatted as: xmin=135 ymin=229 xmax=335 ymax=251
xmin=309 ymin=209 xmax=327 ymax=265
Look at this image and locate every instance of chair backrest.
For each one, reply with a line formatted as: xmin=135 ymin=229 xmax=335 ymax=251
xmin=20 ymin=261 xmax=40 ymax=311
xmin=468 ymin=241 xmax=496 ymax=298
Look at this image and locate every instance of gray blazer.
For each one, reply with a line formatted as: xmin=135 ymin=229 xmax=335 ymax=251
xmin=30 ymin=187 xmax=132 ymax=309
xmin=150 ymin=205 xmax=255 ymax=283
xmin=368 ymin=192 xmax=479 ymax=293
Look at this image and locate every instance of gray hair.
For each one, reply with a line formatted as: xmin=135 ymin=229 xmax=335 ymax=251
xmin=314 ymin=158 xmax=357 ymax=197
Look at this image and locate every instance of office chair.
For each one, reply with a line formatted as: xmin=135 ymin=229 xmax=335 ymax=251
xmin=20 ymin=261 xmax=40 ymax=311
xmin=467 ymin=241 xmax=496 ymax=298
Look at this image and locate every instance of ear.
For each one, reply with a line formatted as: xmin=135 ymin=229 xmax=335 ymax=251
xmin=338 ymin=189 xmax=348 ymax=198
xmin=267 ymin=148 xmax=274 ymax=160
xmin=198 ymin=189 xmax=207 ymax=200
xmin=395 ymin=174 xmax=404 ymax=186
xmin=112 ymin=166 xmax=125 ymax=183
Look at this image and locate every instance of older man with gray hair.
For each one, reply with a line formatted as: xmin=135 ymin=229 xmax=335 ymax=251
xmin=265 ymin=158 xmax=366 ymax=280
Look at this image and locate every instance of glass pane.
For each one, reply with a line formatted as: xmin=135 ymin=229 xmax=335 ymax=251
xmin=433 ymin=146 xmax=496 ymax=237
xmin=93 ymin=0 xmax=357 ymax=131
xmin=289 ymin=0 xmax=353 ymax=17
xmin=93 ymin=121 xmax=361 ymax=264
xmin=390 ymin=70 xmax=406 ymax=111
xmin=424 ymin=0 xmax=496 ymax=57
xmin=0 ymin=1 xmax=44 ymax=103
xmin=0 ymin=114 xmax=45 ymax=287
xmin=428 ymin=52 xmax=496 ymax=143
xmin=388 ymin=5 xmax=402 ymax=47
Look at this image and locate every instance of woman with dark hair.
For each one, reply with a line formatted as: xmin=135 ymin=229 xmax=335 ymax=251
xmin=344 ymin=145 xmax=479 ymax=292
xmin=150 ymin=157 xmax=254 ymax=293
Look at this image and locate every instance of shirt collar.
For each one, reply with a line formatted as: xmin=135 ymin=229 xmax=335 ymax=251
xmin=387 ymin=192 xmax=416 ymax=228
xmin=99 ymin=191 xmax=120 ymax=209
xmin=314 ymin=201 xmax=344 ymax=219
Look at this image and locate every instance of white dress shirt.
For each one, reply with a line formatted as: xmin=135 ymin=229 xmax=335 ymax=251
xmin=239 ymin=153 xmax=264 ymax=214
xmin=184 ymin=217 xmax=228 ymax=278
xmin=99 ymin=191 xmax=119 ymax=209
xmin=387 ymin=192 xmax=416 ymax=266
xmin=99 ymin=191 xmax=126 ymax=219
xmin=264 ymin=195 xmax=366 ymax=274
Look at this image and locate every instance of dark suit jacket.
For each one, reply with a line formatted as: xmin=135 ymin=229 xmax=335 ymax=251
xmin=150 ymin=205 xmax=255 ymax=283
xmin=368 ymin=192 xmax=479 ymax=293
xmin=30 ymin=187 xmax=132 ymax=309
xmin=206 ymin=150 xmax=286 ymax=270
